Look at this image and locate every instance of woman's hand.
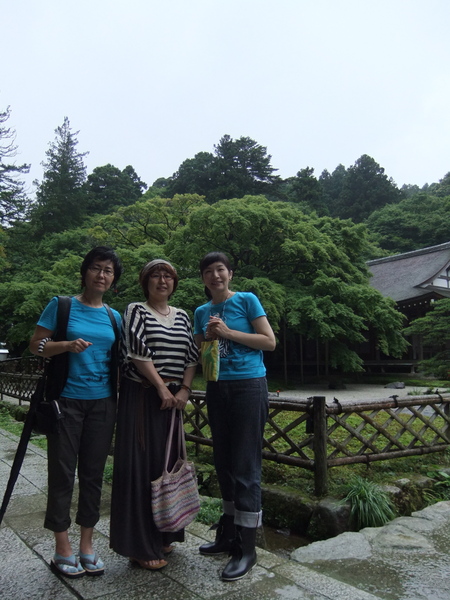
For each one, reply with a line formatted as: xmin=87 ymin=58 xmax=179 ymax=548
xmin=156 ymin=384 xmax=177 ymax=410
xmin=207 ymin=316 xmax=229 ymax=339
xmin=206 ymin=315 xmax=276 ymax=351
xmin=173 ymin=387 xmax=190 ymax=410
xmin=67 ymin=338 xmax=92 ymax=353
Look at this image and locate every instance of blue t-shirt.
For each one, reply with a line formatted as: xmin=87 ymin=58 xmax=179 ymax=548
xmin=38 ymin=296 xmax=121 ymax=400
xmin=194 ymin=291 xmax=267 ymax=380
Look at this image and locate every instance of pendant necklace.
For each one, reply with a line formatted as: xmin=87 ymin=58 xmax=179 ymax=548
xmin=148 ymin=303 xmax=171 ymax=317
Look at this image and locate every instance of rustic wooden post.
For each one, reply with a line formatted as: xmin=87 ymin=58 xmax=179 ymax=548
xmin=313 ymin=396 xmax=328 ymax=496
xmin=194 ymin=398 xmax=200 ymax=457
xmin=443 ymin=400 xmax=450 ymax=442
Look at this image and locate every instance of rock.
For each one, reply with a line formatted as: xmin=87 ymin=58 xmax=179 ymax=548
xmin=262 ymin=485 xmax=314 ymax=534
xmin=308 ymin=497 xmax=351 ymax=540
xmin=291 ymin=531 xmax=372 ymax=562
xmin=371 ymin=523 xmax=434 ymax=550
xmin=384 ymin=381 xmax=405 ymax=389
xmin=412 ymin=500 xmax=450 ymax=522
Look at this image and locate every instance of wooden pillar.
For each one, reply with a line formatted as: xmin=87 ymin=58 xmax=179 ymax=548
xmin=283 ymin=319 xmax=288 ymax=387
xmin=299 ymin=333 xmax=304 ymax=384
xmin=316 ymin=339 xmax=320 ymax=377
xmin=313 ymin=396 xmax=328 ymax=496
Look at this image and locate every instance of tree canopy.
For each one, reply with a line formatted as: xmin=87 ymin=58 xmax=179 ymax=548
xmin=84 ymin=164 xmax=147 ymax=214
xmin=31 ymin=117 xmax=88 ymax=237
xmin=0 ymin=192 xmax=408 ymax=371
xmin=321 ymin=155 xmax=404 ymax=222
xmin=0 ymin=110 xmax=447 ymax=375
xmin=165 ymin=135 xmax=280 ymax=202
xmin=366 ymin=192 xmax=450 ymax=254
xmin=0 ymin=106 xmax=30 ymax=225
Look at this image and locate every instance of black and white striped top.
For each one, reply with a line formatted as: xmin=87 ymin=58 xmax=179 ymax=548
xmin=121 ymin=302 xmax=199 ymax=383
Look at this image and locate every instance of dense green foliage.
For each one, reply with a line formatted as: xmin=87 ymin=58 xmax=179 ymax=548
xmin=31 ymin=117 xmax=88 ymax=238
xmin=0 ymin=111 xmax=449 ymax=372
xmin=0 ymin=190 xmax=408 ymax=372
xmin=0 ymin=106 xmax=30 ymax=226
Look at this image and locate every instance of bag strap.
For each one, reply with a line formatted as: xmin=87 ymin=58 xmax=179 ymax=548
xmin=55 ymin=296 xmax=72 ymax=341
xmin=103 ymin=303 xmax=119 ymax=394
xmin=43 ymin=296 xmax=72 ymax=401
xmin=103 ymin=303 xmax=119 ymax=341
xmin=163 ymin=408 xmax=187 ymax=473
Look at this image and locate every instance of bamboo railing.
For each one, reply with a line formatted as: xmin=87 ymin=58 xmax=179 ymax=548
xmin=2 ymin=357 xmax=450 ymax=495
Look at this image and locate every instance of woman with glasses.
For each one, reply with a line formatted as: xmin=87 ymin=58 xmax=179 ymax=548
xmin=194 ymin=251 xmax=276 ymax=581
xmin=29 ymin=247 xmax=122 ymax=578
xmin=110 ymin=259 xmax=198 ymax=570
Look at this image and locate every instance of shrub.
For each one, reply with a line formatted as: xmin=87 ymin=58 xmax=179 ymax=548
xmin=343 ymin=475 xmax=396 ymax=529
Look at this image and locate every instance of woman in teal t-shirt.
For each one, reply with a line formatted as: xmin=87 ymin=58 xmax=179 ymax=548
xmin=194 ymin=251 xmax=276 ymax=582
xmin=29 ymin=247 xmax=122 ymax=579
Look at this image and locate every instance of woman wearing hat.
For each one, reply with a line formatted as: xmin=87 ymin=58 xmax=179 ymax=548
xmin=110 ymin=259 xmax=198 ymax=570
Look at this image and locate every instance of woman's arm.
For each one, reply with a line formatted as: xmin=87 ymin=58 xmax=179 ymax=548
xmin=194 ymin=333 xmax=205 ymax=349
xmin=173 ymin=364 xmax=197 ymax=410
xmin=29 ymin=325 xmax=92 ymax=357
xmin=207 ymin=315 xmax=276 ymax=351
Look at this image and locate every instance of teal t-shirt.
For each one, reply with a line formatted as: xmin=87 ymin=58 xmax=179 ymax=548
xmin=38 ymin=296 xmax=121 ymax=400
xmin=194 ymin=291 xmax=267 ymax=380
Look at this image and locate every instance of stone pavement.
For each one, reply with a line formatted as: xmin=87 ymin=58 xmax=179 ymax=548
xmin=1 ymin=426 xmax=450 ymax=600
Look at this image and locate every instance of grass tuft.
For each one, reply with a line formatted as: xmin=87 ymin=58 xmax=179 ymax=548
xmin=343 ymin=475 xmax=396 ymax=529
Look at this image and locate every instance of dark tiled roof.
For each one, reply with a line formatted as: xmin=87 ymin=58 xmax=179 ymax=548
xmin=367 ymin=242 xmax=450 ymax=302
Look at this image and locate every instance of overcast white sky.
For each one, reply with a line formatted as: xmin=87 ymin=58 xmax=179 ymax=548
xmin=3 ymin=0 xmax=450 ymax=194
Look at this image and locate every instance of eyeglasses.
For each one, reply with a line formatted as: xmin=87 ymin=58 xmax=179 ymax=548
xmin=150 ymin=272 xmax=174 ymax=281
xmin=88 ymin=266 xmax=115 ymax=277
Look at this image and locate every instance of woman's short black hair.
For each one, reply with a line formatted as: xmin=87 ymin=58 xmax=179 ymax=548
xmin=80 ymin=246 xmax=123 ymax=288
xmin=199 ymin=252 xmax=233 ymax=299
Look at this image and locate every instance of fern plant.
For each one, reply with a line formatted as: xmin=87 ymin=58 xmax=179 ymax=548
xmin=343 ymin=476 xmax=396 ymax=529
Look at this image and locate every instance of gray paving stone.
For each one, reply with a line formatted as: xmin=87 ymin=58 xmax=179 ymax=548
xmin=3 ymin=426 xmax=450 ymax=600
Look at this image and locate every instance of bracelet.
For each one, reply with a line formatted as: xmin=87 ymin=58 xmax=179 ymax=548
xmin=38 ymin=337 xmax=52 ymax=354
xmin=180 ymin=384 xmax=192 ymax=394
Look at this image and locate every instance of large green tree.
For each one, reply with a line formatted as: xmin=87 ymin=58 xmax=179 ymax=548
xmin=426 ymin=172 xmax=450 ymax=198
xmin=166 ymin=135 xmax=280 ymax=202
xmin=0 ymin=106 xmax=30 ymax=225
xmin=286 ymin=167 xmax=328 ymax=214
xmin=31 ymin=117 xmax=88 ymax=237
xmin=84 ymin=164 xmax=147 ymax=214
xmin=168 ymin=195 xmax=407 ymax=372
xmin=164 ymin=152 xmax=218 ymax=198
xmin=322 ymin=155 xmax=404 ymax=223
xmin=367 ymin=192 xmax=450 ymax=253
xmin=89 ymin=194 xmax=206 ymax=249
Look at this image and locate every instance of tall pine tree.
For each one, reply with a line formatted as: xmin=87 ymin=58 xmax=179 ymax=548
xmin=0 ymin=106 xmax=30 ymax=225
xmin=32 ymin=117 xmax=88 ymax=237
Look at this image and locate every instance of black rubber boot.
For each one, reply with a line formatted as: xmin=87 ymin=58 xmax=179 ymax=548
xmin=221 ymin=526 xmax=257 ymax=581
xmin=199 ymin=514 xmax=235 ymax=555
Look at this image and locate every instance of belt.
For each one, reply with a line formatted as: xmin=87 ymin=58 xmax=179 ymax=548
xmin=142 ymin=377 xmax=180 ymax=388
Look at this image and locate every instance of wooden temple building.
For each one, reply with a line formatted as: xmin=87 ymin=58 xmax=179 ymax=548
xmin=366 ymin=242 xmax=450 ymax=372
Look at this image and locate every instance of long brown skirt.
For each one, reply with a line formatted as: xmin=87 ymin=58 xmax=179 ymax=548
xmin=109 ymin=378 xmax=184 ymax=561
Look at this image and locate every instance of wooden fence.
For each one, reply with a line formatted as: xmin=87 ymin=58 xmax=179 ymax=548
xmin=1 ymin=357 xmax=450 ymax=495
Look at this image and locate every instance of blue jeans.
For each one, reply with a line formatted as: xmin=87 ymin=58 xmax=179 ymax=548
xmin=206 ymin=377 xmax=269 ymax=528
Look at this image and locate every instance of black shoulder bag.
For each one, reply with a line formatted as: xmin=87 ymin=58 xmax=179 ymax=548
xmin=32 ymin=296 xmax=72 ymax=435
